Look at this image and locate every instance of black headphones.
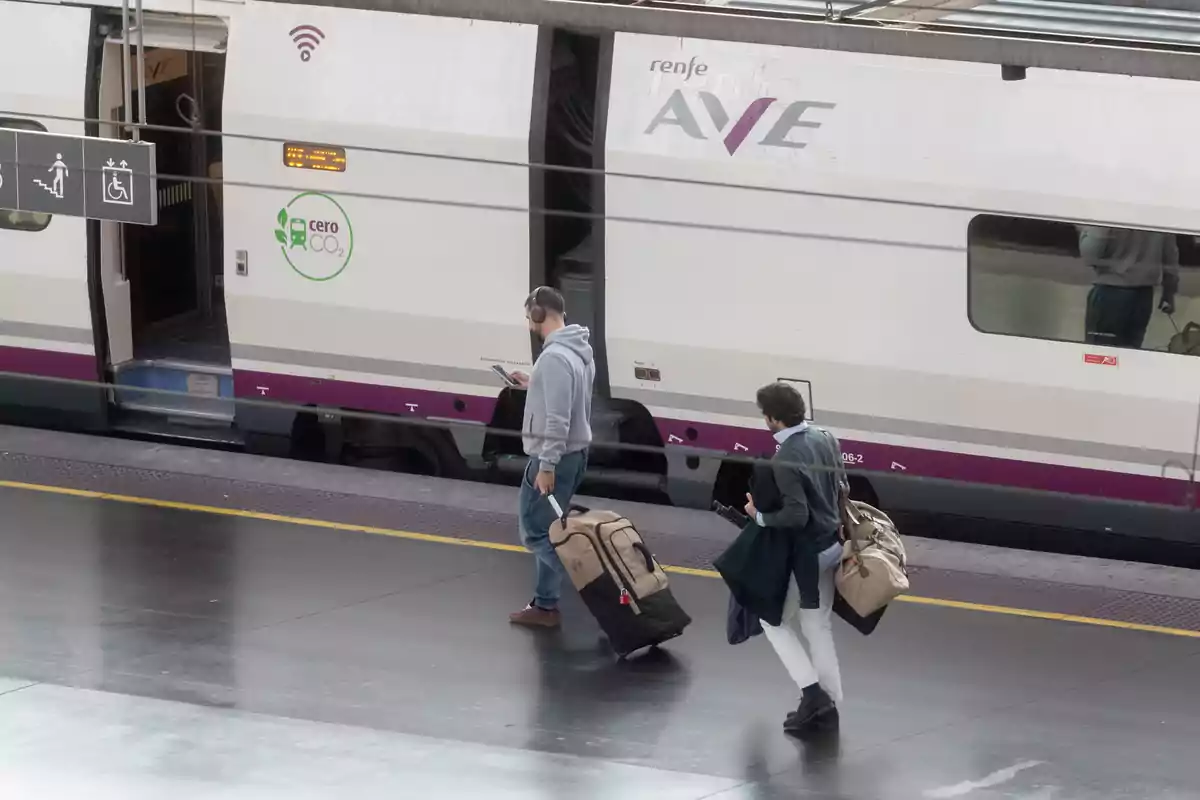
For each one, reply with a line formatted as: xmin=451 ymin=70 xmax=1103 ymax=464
xmin=527 ymin=286 xmax=548 ymax=324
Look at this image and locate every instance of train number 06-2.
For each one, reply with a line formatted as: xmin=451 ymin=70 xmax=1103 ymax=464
xmin=841 ymin=452 xmax=864 ymax=465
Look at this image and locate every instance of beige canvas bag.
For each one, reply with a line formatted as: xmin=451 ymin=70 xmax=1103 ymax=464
xmin=834 ymin=487 xmax=909 ymax=617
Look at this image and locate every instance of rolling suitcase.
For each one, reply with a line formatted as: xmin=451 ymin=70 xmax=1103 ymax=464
xmin=548 ymin=497 xmax=691 ymax=657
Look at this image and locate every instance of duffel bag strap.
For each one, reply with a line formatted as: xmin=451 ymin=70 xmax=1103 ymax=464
xmin=837 ymin=487 xmax=869 ymax=569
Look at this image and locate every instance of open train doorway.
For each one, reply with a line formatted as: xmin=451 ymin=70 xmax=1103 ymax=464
xmin=95 ymin=14 xmax=234 ymax=434
xmin=484 ymin=27 xmax=667 ymax=501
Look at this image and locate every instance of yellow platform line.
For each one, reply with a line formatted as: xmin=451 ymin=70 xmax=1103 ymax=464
xmin=1 ymin=477 xmax=1197 ymax=640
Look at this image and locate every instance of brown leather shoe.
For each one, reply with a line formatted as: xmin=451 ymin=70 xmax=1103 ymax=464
xmin=509 ymin=604 xmax=562 ymax=628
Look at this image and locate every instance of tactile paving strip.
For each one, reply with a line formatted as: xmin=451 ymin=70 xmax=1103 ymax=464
xmin=1088 ymin=591 xmax=1200 ymax=631
xmin=909 ymin=567 xmax=1200 ymax=632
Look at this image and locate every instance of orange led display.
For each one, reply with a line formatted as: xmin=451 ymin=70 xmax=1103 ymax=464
xmin=283 ymin=142 xmax=346 ymax=172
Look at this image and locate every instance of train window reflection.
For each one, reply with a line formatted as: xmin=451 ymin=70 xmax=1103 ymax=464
xmin=968 ymin=214 xmax=1200 ymax=356
xmin=0 ymin=117 xmax=52 ymax=233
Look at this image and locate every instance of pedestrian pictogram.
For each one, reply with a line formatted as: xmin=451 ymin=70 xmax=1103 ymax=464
xmin=18 ymin=135 xmax=83 ymax=215
xmin=32 ymin=152 xmax=69 ymax=199
xmin=101 ymin=158 xmax=134 ymax=205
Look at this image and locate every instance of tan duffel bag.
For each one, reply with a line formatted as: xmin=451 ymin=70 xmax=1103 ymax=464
xmin=834 ymin=491 xmax=909 ymax=618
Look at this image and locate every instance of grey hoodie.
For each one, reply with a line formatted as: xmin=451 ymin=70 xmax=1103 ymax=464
xmin=1078 ymin=225 xmax=1179 ymax=301
xmin=523 ymin=324 xmax=595 ymax=472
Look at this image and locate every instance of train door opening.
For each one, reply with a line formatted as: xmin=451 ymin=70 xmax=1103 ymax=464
xmin=534 ymin=31 xmax=606 ymax=362
xmin=95 ymin=16 xmax=233 ymax=431
xmin=496 ymin=28 xmax=666 ymax=499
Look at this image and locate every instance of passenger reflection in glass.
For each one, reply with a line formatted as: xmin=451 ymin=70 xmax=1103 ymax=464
xmin=1078 ymin=225 xmax=1178 ymax=349
xmin=967 ymin=214 xmax=1200 ymax=357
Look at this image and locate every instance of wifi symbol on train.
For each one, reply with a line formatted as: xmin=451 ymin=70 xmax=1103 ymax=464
xmin=289 ymin=24 xmax=326 ymax=62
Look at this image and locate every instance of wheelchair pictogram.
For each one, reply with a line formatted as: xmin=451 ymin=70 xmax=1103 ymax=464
xmin=101 ymin=158 xmax=134 ymax=206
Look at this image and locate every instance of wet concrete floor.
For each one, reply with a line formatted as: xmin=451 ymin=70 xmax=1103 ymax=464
xmin=0 ymin=485 xmax=1198 ymax=798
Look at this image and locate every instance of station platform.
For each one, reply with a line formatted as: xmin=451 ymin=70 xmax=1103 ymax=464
xmin=0 ymin=425 xmax=1198 ymax=798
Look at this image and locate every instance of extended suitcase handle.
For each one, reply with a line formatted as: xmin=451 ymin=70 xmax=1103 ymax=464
xmin=546 ymin=496 xmax=589 ymax=522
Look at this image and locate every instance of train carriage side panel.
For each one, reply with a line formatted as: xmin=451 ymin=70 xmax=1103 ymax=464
xmin=222 ymin=3 xmax=537 ymax=444
xmin=604 ymin=33 xmax=1200 ymax=535
xmin=0 ymin=2 xmax=103 ymax=429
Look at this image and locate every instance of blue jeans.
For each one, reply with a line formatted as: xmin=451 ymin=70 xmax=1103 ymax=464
xmin=518 ymin=450 xmax=588 ymax=610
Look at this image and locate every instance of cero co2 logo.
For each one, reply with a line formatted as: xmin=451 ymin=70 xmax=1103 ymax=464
xmin=274 ymin=191 xmax=354 ymax=281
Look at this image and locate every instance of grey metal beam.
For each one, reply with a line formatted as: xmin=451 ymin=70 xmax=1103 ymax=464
xmin=837 ymin=0 xmax=903 ymax=18
xmin=1080 ymin=0 xmax=1200 ymax=10
xmin=854 ymin=0 xmax=990 ymax=25
xmin=267 ymin=0 xmax=1200 ymax=81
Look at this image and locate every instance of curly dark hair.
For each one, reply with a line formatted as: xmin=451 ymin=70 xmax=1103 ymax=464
xmin=755 ymin=382 xmax=807 ymax=427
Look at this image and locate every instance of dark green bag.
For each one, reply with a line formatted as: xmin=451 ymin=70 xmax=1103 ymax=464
xmin=713 ymin=521 xmax=792 ymax=628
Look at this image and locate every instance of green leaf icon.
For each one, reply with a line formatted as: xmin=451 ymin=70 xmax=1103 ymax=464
xmin=274 ymin=229 xmax=286 ymax=245
xmin=277 ymin=208 xmax=288 ymax=228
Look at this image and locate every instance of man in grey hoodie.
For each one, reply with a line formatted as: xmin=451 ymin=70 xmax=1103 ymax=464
xmin=509 ymin=286 xmax=595 ymax=628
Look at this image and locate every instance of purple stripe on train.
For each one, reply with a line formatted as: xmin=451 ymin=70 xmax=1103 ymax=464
xmin=2 ymin=347 xmax=1185 ymax=508
xmin=234 ymin=368 xmax=1193 ymax=509
xmin=234 ymin=370 xmax=499 ymax=425
xmin=652 ymin=418 xmax=1192 ymax=508
xmin=0 ymin=346 xmax=96 ymax=382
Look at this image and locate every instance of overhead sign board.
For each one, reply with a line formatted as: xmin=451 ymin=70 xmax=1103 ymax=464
xmin=0 ymin=129 xmax=157 ymax=225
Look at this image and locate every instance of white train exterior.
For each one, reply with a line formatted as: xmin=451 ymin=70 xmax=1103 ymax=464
xmin=1 ymin=0 xmax=1197 ymax=544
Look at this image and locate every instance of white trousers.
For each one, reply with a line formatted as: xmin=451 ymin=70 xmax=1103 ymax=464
xmin=762 ymin=543 xmax=844 ymax=703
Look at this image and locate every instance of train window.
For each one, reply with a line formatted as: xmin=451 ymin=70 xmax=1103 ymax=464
xmin=968 ymin=214 xmax=1200 ymax=357
xmin=0 ymin=118 xmax=52 ymax=232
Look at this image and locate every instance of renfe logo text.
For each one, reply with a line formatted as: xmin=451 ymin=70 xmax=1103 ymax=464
xmin=645 ymin=90 xmax=836 ymax=155
xmin=649 ymin=57 xmax=709 ymax=81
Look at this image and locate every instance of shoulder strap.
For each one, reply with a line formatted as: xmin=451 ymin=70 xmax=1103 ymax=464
xmin=813 ymin=427 xmax=847 ymax=480
xmin=814 ymin=427 xmax=858 ymax=545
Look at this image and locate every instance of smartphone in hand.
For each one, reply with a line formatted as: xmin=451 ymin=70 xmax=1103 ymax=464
xmin=491 ymin=364 xmax=520 ymax=388
xmin=712 ymin=500 xmax=750 ymax=528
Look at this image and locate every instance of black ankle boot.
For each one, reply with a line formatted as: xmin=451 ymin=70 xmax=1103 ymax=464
xmin=784 ymin=684 xmax=836 ymax=734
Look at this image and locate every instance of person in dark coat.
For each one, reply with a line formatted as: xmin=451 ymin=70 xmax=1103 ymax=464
xmin=743 ymin=382 xmax=846 ymax=736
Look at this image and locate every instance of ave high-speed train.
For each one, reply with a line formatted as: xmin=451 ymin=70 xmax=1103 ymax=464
xmin=1 ymin=0 xmax=1198 ymax=548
